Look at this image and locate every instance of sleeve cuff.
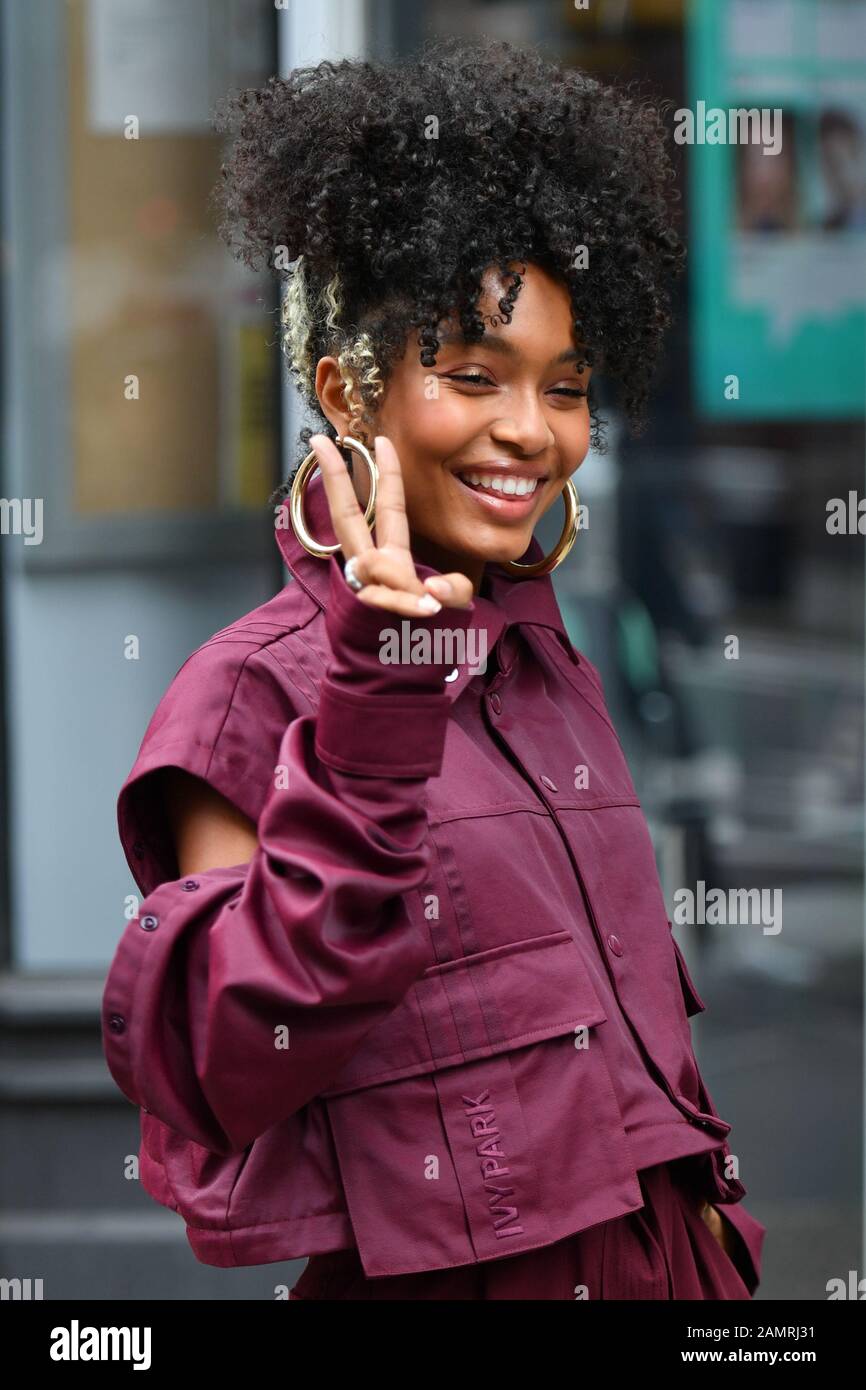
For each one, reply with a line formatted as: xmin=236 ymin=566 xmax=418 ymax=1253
xmin=315 ymin=555 xmax=475 ymax=778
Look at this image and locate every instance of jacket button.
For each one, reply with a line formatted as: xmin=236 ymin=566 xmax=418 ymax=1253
xmin=140 ymin=914 xmax=159 ymax=931
xmin=180 ymin=879 xmax=199 ymax=892
xmin=677 ymin=1095 xmax=711 ymax=1128
xmin=108 ymin=1013 xmax=126 ymax=1033
xmin=444 ymin=667 xmax=459 ymax=683
xmin=540 ymin=774 xmax=558 ymax=792
xmin=607 ymin=933 xmax=624 ymax=956
xmin=489 ymin=693 xmax=502 ymax=714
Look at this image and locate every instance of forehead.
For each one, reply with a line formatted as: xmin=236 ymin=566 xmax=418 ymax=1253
xmin=439 ymin=261 xmax=578 ymax=345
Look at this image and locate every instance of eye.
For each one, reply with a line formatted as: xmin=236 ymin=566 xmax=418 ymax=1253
xmin=444 ymin=373 xmax=589 ymax=399
xmin=444 ymin=372 xmax=495 ymax=387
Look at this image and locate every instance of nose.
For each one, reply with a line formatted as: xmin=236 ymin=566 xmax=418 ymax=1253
xmin=489 ymin=389 xmax=554 ymax=457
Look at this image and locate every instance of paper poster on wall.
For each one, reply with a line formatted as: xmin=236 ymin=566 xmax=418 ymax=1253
xmin=688 ymin=0 xmax=866 ymax=418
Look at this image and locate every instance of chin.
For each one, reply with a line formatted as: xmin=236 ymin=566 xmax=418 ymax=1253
xmin=482 ymin=535 xmax=536 ymax=565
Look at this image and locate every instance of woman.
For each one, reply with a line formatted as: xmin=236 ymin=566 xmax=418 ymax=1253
xmin=102 ymin=36 xmax=766 ymax=1300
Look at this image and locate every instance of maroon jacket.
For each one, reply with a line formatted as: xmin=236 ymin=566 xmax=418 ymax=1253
xmin=101 ymin=473 xmax=765 ymax=1289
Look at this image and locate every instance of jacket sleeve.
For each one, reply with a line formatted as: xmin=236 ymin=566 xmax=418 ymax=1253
xmin=102 ymin=556 xmax=475 ymax=1155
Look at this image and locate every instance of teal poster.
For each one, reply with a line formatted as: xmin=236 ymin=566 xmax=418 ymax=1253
xmin=688 ymin=0 xmax=866 ymax=418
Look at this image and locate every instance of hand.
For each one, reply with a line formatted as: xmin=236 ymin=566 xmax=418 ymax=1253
xmin=310 ymin=433 xmax=473 ymax=617
xmin=701 ymin=1201 xmax=737 ymax=1261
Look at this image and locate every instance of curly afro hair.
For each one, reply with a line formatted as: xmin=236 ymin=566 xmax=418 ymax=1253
xmin=209 ymin=34 xmax=685 ymax=504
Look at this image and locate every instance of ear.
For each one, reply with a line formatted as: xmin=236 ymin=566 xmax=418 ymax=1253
xmin=315 ymin=356 xmax=353 ymax=436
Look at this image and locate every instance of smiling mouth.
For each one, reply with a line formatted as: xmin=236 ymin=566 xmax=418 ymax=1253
xmin=452 ymin=471 xmax=546 ymax=518
xmin=456 ymin=470 xmax=543 ymax=498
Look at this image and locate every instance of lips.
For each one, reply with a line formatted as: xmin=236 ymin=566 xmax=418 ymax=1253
xmin=457 ymin=471 xmax=540 ymax=497
xmin=451 ymin=468 xmax=546 ymax=518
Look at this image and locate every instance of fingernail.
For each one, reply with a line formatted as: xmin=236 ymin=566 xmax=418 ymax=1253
xmin=417 ymin=594 xmax=442 ymax=614
xmin=425 ymin=577 xmax=453 ymax=598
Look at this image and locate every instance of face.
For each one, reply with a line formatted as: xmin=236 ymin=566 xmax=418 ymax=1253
xmin=317 ymin=261 xmax=592 ymax=585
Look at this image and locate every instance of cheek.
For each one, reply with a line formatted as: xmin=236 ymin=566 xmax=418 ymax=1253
xmin=408 ymin=387 xmax=479 ymax=453
xmin=557 ymin=411 xmax=592 ymax=477
xmin=382 ymin=390 xmax=478 ymax=487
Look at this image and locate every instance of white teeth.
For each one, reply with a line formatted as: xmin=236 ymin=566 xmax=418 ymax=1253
xmin=458 ymin=472 xmax=539 ymax=495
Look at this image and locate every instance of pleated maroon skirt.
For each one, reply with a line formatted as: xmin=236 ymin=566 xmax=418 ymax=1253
xmin=288 ymin=1155 xmax=754 ymax=1301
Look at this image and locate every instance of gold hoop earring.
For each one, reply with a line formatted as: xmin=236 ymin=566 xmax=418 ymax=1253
xmin=502 ymin=479 xmax=580 ymax=578
xmin=289 ymin=434 xmax=378 ymax=559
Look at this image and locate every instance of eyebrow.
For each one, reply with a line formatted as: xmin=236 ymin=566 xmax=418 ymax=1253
xmin=437 ymin=330 xmax=588 ymax=368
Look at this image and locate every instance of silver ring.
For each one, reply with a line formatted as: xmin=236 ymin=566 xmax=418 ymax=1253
xmin=343 ymin=555 xmax=365 ymax=592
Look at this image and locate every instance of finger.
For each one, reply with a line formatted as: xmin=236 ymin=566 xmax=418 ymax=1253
xmin=347 ymin=547 xmax=425 ymax=595
xmin=310 ymin=434 xmax=375 ymax=559
xmin=422 ymin=572 xmax=474 ymax=608
xmin=355 ymin=584 xmax=443 ymax=617
xmin=370 ymin=436 xmax=412 ymax=553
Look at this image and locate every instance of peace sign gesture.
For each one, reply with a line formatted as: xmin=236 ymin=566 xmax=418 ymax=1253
xmin=310 ymin=434 xmax=474 ymax=616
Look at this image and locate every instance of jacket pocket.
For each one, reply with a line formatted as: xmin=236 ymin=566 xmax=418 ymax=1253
xmin=321 ymin=929 xmax=644 ymax=1278
xmin=667 ymin=920 xmax=707 ymax=1018
xmin=320 ymin=929 xmax=604 ymax=1094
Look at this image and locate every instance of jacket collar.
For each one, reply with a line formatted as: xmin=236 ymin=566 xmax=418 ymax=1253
xmin=274 ymin=471 xmax=579 ymax=699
